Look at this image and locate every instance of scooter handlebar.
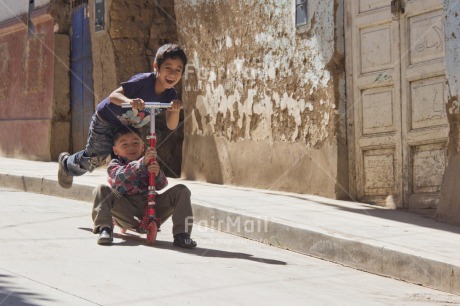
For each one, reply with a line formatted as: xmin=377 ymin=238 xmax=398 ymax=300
xmin=121 ymin=102 xmax=172 ymax=108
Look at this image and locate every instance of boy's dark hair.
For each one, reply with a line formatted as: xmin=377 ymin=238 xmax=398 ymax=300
xmin=154 ymin=43 xmax=188 ymax=73
xmin=113 ymin=126 xmax=142 ymax=143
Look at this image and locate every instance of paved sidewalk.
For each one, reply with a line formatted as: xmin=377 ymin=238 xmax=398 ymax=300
xmin=1 ymin=157 xmax=459 ymax=295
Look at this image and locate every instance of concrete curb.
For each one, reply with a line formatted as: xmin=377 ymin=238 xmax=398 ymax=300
xmin=1 ymin=172 xmax=459 ymax=295
xmin=0 ymin=173 xmax=95 ymax=202
xmin=192 ymin=203 xmax=460 ymax=295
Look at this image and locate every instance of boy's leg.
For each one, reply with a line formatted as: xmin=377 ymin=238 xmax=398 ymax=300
xmin=92 ymin=186 xmax=146 ymax=244
xmin=155 ymin=184 xmax=193 ymax=236
xmin=111 ymin=193 xmax=147 ymax=230
xmin=92 ymin=185 xmax=117 ymax=234
xmin=59 ymin=114 xmax=115 ymax=187
xmin=58 ymin=152 xmax=74 ymax=189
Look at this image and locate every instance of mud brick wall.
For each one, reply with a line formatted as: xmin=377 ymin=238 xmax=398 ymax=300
xmin=175 ymin=0 xmax=348 ymax=198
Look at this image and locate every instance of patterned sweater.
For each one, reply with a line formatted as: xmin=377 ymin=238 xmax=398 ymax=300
xmin=107 ymin=156 xmax=168 ymax=195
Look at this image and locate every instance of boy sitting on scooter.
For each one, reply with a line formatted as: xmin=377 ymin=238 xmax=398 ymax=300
xmin=92 ymin=126 xmax=197 ymax=248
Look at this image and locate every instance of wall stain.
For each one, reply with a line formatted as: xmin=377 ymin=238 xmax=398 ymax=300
xmin=178 ymin=0 xmax=342 ymax=148
xmin=446 ymin=94 xmax=460 ymax=160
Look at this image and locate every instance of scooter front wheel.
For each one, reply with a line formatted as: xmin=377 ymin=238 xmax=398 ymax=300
xmin=146 ymin=221 xmax=158 ymax=245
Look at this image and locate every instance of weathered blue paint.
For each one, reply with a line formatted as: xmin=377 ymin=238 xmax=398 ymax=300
xmin=70 ymin=3 xmax=94 ymax=152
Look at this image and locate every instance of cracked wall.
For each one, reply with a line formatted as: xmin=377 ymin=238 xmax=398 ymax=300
xmin=175 ymin=0 xmax=348 ymax=197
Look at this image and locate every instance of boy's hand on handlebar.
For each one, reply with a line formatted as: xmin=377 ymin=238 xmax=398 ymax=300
xmin=144 ymin=147 xmax=157 ymax=165
xmin=147 ymin=161 xmax=160 ymax=176
xmin=130 ymin=98 xmax=145 ymax=110
xmin=168 ymin=99 xmax=183 ymax=112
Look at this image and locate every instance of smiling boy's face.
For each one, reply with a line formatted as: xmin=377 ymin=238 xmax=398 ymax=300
xmin=113 ymin=132 xmax=144 ymax=161
xmin=154 ymin=57 xmax=184 ymax=94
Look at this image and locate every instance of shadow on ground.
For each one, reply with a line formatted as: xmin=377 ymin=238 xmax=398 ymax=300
xmin=0 ymin=273 xmax=52 ymax=306
xmin=79 ymin=227 xmax=287 ymax=265
xmin=153 ymin=240 xmax=287 ymax=265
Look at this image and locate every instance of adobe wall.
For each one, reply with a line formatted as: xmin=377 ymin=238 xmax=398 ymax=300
xmin=175 ymin=0 xmax=348 ymax=198
xmin=0 ymin=8 xmax=55 ymax=161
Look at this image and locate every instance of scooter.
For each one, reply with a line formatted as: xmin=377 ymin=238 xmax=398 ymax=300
xmin=120 ymin=101 xmax=171 ymax=245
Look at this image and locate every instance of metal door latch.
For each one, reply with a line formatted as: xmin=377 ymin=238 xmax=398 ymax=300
xmin=391 ymin=0 xmax=405 ymax=15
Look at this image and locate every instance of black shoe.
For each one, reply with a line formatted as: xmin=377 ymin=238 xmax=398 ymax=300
xmin=173 ymin=233 xmax=197 ymax=248
xmin=98 ymin=227 xmax=113 ymax=245
xmin=58 ymin=152 xmax=73 ymax=189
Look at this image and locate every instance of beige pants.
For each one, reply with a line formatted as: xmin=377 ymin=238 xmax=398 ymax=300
xmin=92 ymin=184 xmax=193 ymax=236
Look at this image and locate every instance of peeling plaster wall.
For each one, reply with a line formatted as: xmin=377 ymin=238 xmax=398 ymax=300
xmin=438 ymin=0 xmax=460 ymax=224
xmin=175 ymin=0 xmax=348 ymax=198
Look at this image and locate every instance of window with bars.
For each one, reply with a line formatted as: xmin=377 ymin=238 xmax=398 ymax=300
xmin=95 ymin=0 xmax=105 ymax=31
xmin=295 ymin=0 xmax=308 ymax=28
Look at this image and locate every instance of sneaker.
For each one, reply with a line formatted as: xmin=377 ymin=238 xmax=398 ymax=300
xmin=173 ymin=233 xmax=197 ymax=248
xmin=98 ymin=227 xmax=113 ymax=245
xmin=58 ymin=152 xmax=73 ymax=189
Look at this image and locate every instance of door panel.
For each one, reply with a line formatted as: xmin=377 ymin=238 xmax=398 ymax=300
xmin=361 ymin=87 xmax=395 ymax=135
xmin=360 ymin=24 xmax=394 ymax=74
xmin=409 ymin=76 xmax=446 ymax=130
xmin=408 ymin=10 xmax=444 ymax=65
xmin=350 ymin=1 xmax=402 ymax=205
xmin=400 ymin=0 xmax=447 ymax=210
xmin=411 ymin=142 xmax=446 ymax=193
xmin=363 ymin=148 xmax=396 ymax=196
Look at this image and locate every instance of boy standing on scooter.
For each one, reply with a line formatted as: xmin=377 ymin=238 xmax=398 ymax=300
xmin=58 ymin=43 xmax=187 ymax=189
xmin=92 ymin=126 xmax=196 ymax=248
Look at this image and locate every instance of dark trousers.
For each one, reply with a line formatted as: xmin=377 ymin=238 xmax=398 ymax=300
xmin=66 ymin=113 xmax=115 ymax=176
xmin=92 ymin=184 xmax=194 ymax=236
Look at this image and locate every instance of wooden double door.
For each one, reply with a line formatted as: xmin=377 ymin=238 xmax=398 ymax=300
xmin=347 ymin=0 xmax=448 ymax=209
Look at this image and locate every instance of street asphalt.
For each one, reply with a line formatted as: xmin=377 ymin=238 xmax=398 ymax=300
xmin=0 ymin=157 xmax=460 ymax=296
xmin=2 ymin=189 xmax=460 ymax=305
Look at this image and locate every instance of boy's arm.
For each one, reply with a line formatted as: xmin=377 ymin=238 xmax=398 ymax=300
xmin=109 ymin=86 xmax=145 ymax=109
xmin=155 ymin=170 xmax=168 ymax=191
xmin=145 ymin=148 xmax=168 ymax=191
xmin=165 ymin=99 xmax=183 ymax=130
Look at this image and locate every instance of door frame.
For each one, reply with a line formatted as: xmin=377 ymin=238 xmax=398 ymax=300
xmin=345 ymin=0 xmax=358 ymax=201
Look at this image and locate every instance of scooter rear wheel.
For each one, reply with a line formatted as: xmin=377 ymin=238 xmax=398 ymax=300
xmin=146 ymin=222 xmax=158 ymax=245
